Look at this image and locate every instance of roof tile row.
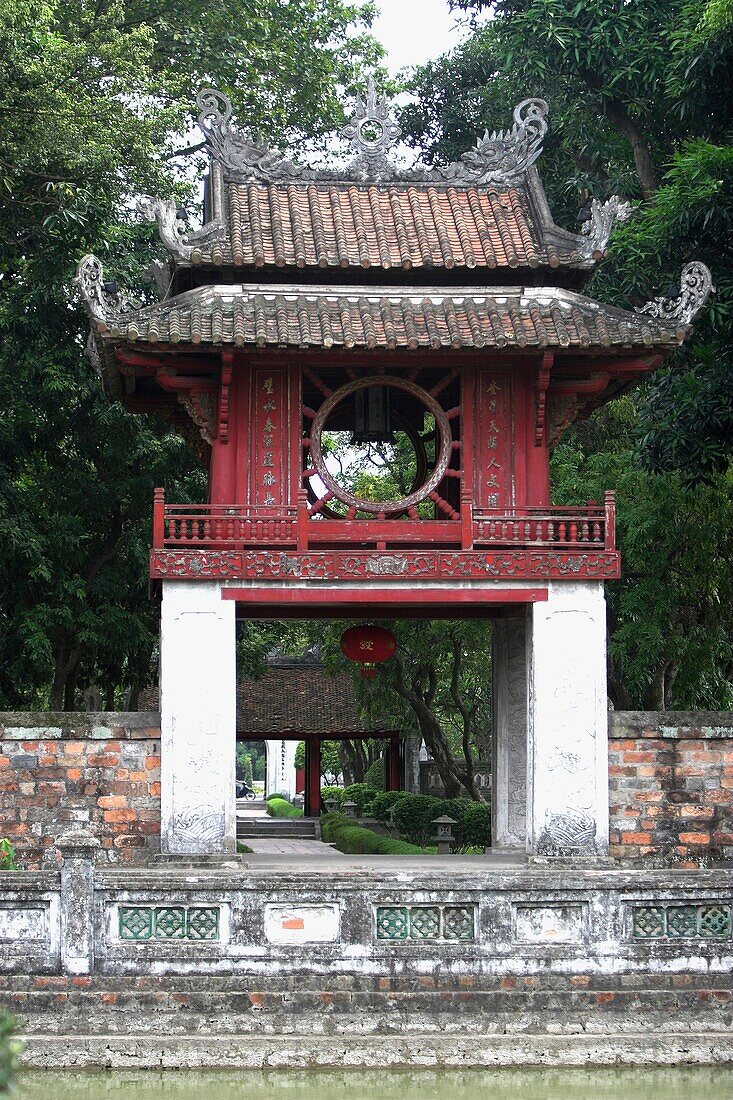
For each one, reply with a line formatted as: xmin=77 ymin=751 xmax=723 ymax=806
xmin=105 ymin=287 xmax=678 ymax=352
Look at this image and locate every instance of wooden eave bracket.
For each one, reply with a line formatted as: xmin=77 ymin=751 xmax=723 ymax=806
xmin=535 ymin=352 xmax=553 ymax=446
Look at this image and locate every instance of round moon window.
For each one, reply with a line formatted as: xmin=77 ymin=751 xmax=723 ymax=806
xmin=308 ymin=376 xmax=453 ymax=515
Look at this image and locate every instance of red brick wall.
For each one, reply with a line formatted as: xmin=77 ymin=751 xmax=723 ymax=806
xmin=609 ymin=712 xmax=733 ymax=865
xmin=0 ymin=714 xmax=160 ymax=868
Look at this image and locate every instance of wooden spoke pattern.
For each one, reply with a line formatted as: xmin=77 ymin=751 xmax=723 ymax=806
xmin=301 ymin=366 xmax=462 ymax=521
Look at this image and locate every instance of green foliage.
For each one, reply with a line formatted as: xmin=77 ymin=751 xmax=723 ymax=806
xmin=370 ymin=790 xmax=412 ymax=823
xmin=342 ymin=782 xmax=375 ymax=815
xmin=320 ymin=785 xmax=346 ymax=810
xmin=390 ymin=793 xmax=491 ymax=850
xmin=294 ymin=739 xmax=342 ymax=781
xmin=0 ymin=840 xmax=18 ymax=872
xmin=0 ymin=0 xmax=379 ymax=709
xmin=392 ymin=794 xmax=445 ymax=847
xmin=363 ymin=756 xmax=385 ymax=791
xmin=552 ymin=414 xmax=733 ymax=709
xmin=321 ymin=814 xmax=432 ymax=855
xmin=266 ymin=796 xmax=303 ymax=820
xmin=0 ymin=1011 xmax=20 ymax=1092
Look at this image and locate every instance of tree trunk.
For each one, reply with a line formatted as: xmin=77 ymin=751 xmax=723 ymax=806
xmin=579 ymin=69 xmax=658 ymax=196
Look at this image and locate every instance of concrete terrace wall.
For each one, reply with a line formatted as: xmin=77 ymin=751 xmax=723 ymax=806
xmin=0 ymin=713 xmax=161 ymax=868
xmin=609 ymin=712 xmax=733 ymax=864
xmin=2 ymin=711 xmax=732 ymax=868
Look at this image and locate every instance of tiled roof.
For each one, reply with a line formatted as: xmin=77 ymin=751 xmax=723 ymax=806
xmin=138 ymin=660 xmax=397 ymax=735
xmin=187 ymin=182 xmax=587 ymax=272
xmin=102 ymin=284 xmax=680 ymax=352
xmin=236 ymin=662 xmax=397 ymax=736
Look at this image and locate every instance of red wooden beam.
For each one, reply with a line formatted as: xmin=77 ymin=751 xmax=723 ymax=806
xmin=223 ymin=587 xmax=548 ymax=607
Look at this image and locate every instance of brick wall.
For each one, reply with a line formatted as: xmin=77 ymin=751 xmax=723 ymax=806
xmin=609 ymin=712 xmax=733 ymax=865
xmin=2 ymin=710 xmax=732 ymax=868
xmin=0 ymin=713 xmax=160 ymax=868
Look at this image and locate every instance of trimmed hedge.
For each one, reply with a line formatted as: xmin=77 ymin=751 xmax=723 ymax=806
xmin=321 ymin=814 xmax=433 ymax=856
xmin=370 ymin=790 xmax=411 ymax=823
xmin=364 ymin=756 xmax=385 ymax=791
xmin=390 ymin=793 xmax=491 ymax=850
xmin=266 ymin=796 xmax=304 ymax=819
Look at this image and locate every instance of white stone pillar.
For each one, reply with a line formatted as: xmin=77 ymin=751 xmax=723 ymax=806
xmin=265 ymin=739 xmax=298 ymax=801
xmin=160 ymin=581 xmax=236 ymax=855
xmin=491 ymin=617 xmax=528 ymax=851
xmin=526 ymin=581 xmax=609 ymax=858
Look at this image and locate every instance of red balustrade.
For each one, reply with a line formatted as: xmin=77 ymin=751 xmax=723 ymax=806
xmin=152 ymin=490 xmax=615 ymax=553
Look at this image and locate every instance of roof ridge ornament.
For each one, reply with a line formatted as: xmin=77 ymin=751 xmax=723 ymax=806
xmin=578 ymin=196 xmax=634 ymax=260
xmin=636 ymin=262 xmax=714 ymax=328
xmin=137 ymin=196 xmax=193 ymax=261
xmin=74 ymin=255 xmax=143 ymax=332
xmin=449 ymin=98 xmax=549 ymax=187
xmin=194 ymin=85 xmax=549 ymax=187
xmin=196 ymin=87 xmax=302 ymax=181
xmin=341 ymin=75 xmax=402 ymax=179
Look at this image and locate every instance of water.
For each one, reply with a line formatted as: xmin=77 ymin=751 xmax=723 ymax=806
xmin=16 ymin=1067 xmax=733 ymax=1100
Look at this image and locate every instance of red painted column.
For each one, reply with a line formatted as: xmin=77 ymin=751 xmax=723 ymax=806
xmin=305 ymin=737 xmax=321 ymax=817
xmin=386 ymin=736 xmax=402 ymax=792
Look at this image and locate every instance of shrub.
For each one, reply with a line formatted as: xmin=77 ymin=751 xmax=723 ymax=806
xmin=390 ymin=793 xmax=492 ymax=850
xmin=392 ymin=794 xmax=446 ymax=846
xmin=0 ymin=1011 xmax=19 ymax=1092
xmin=321 ymin=814 xmax=432 ymax=855
xmin=320 ymin=785 xmax=346 ymax=811
xmin=0 ymin=840 xmax=18 ymax=872
xmin=342 ymin=782 xmax=375 ymax=815
xmin=370 ymin=790 xmax=411 ymax=823
xmin=266 ymin=797 xmax=303 ymax=819
xmin=453 ymin=801 xmax=492 ymax=851
xmin=363 ymin=756 xmax=385 ymax=791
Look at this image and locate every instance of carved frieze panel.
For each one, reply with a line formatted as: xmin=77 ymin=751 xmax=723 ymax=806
xmin=150 ymin=548 xmax=621 ymax=582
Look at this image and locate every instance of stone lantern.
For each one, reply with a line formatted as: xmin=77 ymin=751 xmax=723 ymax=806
xmin=433 ymin=815 xmax=457 ymax=855
xmin=343 ymin=800 xmax=357 ymax=819
xmin=323 ymin=796 xmax=338 ymax=815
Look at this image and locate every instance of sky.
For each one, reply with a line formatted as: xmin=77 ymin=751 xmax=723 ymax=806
xmin=370 ymin=0 xmax=477 ymax=74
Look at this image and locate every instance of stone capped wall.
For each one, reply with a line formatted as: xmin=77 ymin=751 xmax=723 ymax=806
xmin=0 ymin=713 xmax=160 ymax=868
xmin=609 ymin=712 xmax=733 ymax=865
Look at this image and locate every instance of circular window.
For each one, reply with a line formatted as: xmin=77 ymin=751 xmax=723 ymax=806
xmin=358 ymin=119 xmax=384 ymax=147
xmin=309 ymin=376 xmax=452 ymax=515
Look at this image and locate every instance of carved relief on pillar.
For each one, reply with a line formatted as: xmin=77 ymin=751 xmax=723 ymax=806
xmin=505 ymin=622 xmax=527 ymax=844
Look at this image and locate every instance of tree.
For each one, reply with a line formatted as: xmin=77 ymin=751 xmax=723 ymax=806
xmin=399 ymin=0 xmax=733 ymax=707
xmin=0 ymin=0 xmax=379 ymax=708
xmin=307 ymin=619 xmax=492 ymax=801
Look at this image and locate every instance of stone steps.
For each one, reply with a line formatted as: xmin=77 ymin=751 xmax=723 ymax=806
xmin=18 ymin=1030 xmax=733 ymax=1069
xmin=236 ymin=818 xmax=316 ymax=839
xmin=3 ymin=983 xmax=731 ymax=1037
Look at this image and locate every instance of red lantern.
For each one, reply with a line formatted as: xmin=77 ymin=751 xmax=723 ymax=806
xmin=340 ymin=626 xmax=397 ymax=678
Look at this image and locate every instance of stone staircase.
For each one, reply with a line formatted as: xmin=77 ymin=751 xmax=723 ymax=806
xmin=5 ymin=972 xmax=732 ymax=1068
xmin=236 ymin=816 xmax=318 ymax=841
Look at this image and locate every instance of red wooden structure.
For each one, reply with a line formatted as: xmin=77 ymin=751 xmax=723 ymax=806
xmin=76 ymin=82 xmax=711 ymax=607
xmin=74 ymin=79 xmax=712 ymax=858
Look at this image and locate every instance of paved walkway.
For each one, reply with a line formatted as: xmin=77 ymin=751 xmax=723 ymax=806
xmin=241 ymin=837 xmax=346 ymax=856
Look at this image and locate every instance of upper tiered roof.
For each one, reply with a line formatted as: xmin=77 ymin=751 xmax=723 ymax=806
xmin=142 ymin=80 xmax=631 ymax=288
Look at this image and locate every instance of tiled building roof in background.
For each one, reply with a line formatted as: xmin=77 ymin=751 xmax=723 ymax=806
xmin=139 ymin=658 xmax=398 ymax=736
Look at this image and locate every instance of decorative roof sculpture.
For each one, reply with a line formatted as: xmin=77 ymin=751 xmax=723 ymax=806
xmin=129 ymin=78 xmax=636 ymax=279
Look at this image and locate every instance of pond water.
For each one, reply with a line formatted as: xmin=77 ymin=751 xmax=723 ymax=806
xmin=16 ymin=1067 xmax=733 ymax=1100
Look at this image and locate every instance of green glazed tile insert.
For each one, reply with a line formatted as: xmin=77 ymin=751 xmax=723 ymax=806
xmin=376 ymin=905 xmax=475 ymax=942
xmin=117 ymin=905 xmax=221 ymax=942
xmin=632 ymin=903 xmax=731 ymax=940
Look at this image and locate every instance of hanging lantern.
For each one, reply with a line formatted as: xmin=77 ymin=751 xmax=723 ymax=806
xmin=340 ymin=625 xmax=397 ymax=678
